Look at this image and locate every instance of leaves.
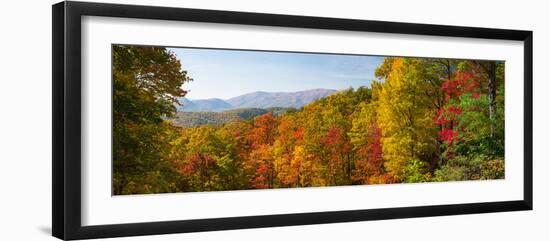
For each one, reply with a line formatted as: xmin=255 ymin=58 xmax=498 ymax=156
xmin=112 ymin=48 xmax=505 ymax=194
xmin=113 ymin=46 xmax=192 ymax=195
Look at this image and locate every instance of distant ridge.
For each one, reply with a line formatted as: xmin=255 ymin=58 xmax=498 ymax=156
xmin=226 ymin=88 xmax=337 ymax=109
xmin=177 ymin=88 xmax=337 ymax=112
xmin=177 ymin=98 xmax=232 ymax=112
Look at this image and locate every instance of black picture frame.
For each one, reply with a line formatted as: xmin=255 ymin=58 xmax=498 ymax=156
xmin=52 ymin=1 xmax=533 ymax=240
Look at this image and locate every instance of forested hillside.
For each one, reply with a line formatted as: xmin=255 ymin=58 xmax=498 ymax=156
xmin=113 ymin=46 xmax=505 ymax=195
xmin=170 ymin=107 xmax=295 ymax=128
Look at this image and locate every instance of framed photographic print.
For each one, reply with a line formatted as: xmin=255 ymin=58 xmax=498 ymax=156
xmin=52 ymin=1 xmax=533 ymax=240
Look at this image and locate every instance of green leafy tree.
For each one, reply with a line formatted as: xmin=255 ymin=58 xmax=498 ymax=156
xmin=113 ymin=46 xmax=192 ymax=194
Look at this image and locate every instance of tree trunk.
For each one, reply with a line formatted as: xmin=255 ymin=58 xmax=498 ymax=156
xmin=487 ymin=62 xmax=497 ymax=137
xmin=476 ymin=61 xmax=497 ymax=138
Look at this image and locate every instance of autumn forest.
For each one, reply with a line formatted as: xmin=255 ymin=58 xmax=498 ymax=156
xmin=113 ymin=45 xmax=505 ymax=195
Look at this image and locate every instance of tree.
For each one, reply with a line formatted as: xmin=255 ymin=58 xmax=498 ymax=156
xmin=112 ymin=46 xmax=192 ymax=194
xmin=350 ymin=102 xmax=386 ymax=184
xmin=215 ymin=120 xmax=253 ymax=190
xmin=374 ymin=58 xmax=437 ymax=181
xmin=272 ymin=114 xmax=303 ymax=187
xmin=246 ymin=113 xmax=279 ymax=188
xmin=321 ymin=126 xmax=352 ymax=185
xmin=474 ymin=61 xmax=497 ymax=137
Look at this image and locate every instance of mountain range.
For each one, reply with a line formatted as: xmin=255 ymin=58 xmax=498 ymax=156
xmin=177 ymin=88 xmax=337 ymax=112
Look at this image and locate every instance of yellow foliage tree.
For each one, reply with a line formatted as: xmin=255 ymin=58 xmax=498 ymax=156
xmin=375 ymin=58 xmax=437 ymax=181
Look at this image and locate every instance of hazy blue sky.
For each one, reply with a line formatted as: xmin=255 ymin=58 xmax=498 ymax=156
xmin=169 ymin=47 xmax=383 ymax=100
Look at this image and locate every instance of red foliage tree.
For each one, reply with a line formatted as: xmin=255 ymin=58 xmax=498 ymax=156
xmin=247 ymin=112 xmax=278 ymax=148
xmin=353 ymin=123 xmax=386 ymax=184
xmin=321 ymin=126 xmax=352 ymax=184
xmin=246 ymin=113 xmax=279 ymax=189
xmin=366 ymin=123 xmax=383 ymax=172
xmin=436 ymin=68 xmax=482 ymax=145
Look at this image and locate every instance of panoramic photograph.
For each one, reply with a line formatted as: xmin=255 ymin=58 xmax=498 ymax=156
xmin=112 ymin=45 xmax=505 ymax=195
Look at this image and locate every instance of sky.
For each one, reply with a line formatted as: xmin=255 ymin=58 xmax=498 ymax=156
xmin=169 ymin=47 xmax=384 ymax=100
